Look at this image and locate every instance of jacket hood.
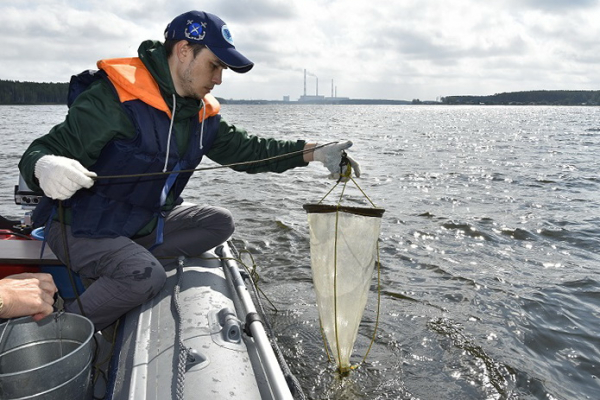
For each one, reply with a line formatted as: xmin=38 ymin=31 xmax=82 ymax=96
xmin=97 ymin=40 xmax=202 ymax=121
xmin=97 ymin=41 xmax=220 ymax=124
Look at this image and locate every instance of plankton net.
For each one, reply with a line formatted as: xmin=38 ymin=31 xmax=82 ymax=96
xmin=303 ymin=159 xmax=384 ymax=373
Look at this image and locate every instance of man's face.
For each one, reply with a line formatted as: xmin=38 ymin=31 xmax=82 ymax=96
xmin=177 ymin=45 xmax=227 ymax=100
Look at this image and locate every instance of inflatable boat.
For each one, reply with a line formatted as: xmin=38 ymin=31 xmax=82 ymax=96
xmin=0 ymin=181 xmax=305 ymax=400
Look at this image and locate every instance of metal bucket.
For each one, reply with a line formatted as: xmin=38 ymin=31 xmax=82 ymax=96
xmin=0 ymin=312 xmax=94 ymax=399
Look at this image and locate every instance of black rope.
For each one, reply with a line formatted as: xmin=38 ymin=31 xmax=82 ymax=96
xmin=57 ymin=201 xmax=86 ymax=317
xmin=92 ymin=142 xmax=333 ymax=181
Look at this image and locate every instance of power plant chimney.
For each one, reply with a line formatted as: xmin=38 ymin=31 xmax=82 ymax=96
xmin=303 ymin=69 xmax=307 ymax=97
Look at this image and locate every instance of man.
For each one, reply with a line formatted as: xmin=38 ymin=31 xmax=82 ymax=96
xmin=0 ymin=273 xmax=57 ymax=321
xmin=18 ymin=10 xmax=360 ymax=331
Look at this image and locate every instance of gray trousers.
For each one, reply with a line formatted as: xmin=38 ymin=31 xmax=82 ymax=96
xmin=46 ymin=204 xmax=235 ymax=331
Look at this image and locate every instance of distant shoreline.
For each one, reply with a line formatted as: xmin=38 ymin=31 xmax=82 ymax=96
xmin=1 ymin=79 xmax=599 ymax=106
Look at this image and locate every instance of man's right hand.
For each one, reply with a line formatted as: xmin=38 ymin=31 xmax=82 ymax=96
xmin=34 ymin=155 xmax=96 ymax=200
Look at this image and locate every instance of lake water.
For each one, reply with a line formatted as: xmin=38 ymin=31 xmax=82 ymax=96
xmin=1 ymin=104 xmax=600 ymax=399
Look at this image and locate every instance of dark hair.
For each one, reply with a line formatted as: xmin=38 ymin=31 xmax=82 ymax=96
xmin=164 ymin=40 xmax=206 ymax=58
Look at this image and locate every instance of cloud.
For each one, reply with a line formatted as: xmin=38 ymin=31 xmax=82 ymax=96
xmin=209 ymin=0 xmax=297 ymax=22
xmin=1 ymin=0 xmax=599 ymax=100
xmin=512 ymin=0 xmax=600 ymax=12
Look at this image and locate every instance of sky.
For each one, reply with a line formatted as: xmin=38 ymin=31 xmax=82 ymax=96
xmin=1 ymin=0 xmax=600 ymax=101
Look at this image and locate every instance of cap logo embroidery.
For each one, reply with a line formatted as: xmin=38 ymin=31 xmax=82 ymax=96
xmin=221 ymin=25 xmax=234 ymax=45
xmin=185 ymin=20 xmax=206 ymax=41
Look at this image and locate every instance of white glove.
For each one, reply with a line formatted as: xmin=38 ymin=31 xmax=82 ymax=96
xmin=313 ymin=141 xmax=361 ymax=179
xmin=34 ymin=155 xmax=96 ymax=200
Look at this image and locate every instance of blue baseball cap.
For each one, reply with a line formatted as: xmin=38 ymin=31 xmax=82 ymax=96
xmin=164 ymin=11 xmax=254 ymax=73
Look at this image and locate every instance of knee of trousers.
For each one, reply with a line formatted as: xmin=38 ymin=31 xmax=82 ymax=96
xmin=219 ymin=208 xmax=236 ymax=238
xmin=127 ymin=261 xmax=167 ymax=299
xmin=195 ymin=206 xmax=235 ymax=241
xmin=143 ymin=266 xmax=167 ymax=299
xmin=109 ymin=250 xmax=168 ymax=299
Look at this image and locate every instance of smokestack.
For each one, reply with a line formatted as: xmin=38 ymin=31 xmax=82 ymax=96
xmin=304 ymin=69 xmax=307 ymax=97
xmin=331 ymin=79 xmax=334 ymax=98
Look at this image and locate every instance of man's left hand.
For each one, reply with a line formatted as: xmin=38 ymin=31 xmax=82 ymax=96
xmin=312 ymin=141 xmax=361 ymax=179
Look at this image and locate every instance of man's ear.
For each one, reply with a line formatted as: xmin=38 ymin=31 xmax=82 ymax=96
xmin=175 ymin=40 xmax=190 ymax=62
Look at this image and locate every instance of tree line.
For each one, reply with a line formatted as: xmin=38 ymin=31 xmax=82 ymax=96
xmin=442 ymin=90 xmax=600 ymax=106
xmin=2 ymin=79 xmax=599 ymax=106
xmin=0 ymin=79 xmax=68 ymax=104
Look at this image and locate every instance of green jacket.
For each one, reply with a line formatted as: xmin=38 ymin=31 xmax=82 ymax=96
xmin=19 ymin=40 xmax=307 ymax=234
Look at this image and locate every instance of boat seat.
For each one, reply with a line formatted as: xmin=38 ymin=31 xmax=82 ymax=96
xmin=0 ymin=240 xmax=61 ymax=266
